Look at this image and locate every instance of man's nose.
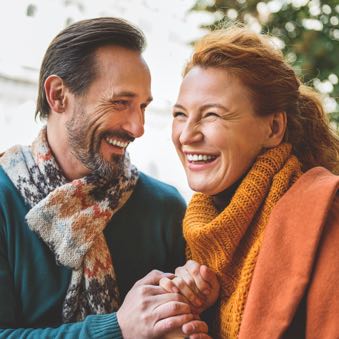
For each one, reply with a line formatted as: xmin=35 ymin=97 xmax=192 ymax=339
xmin=121 ymin=108 xmax=145 ymax=138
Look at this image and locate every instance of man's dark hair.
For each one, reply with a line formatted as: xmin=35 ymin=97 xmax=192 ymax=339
xmin=35 ymin=17 xmax=146 ymax=119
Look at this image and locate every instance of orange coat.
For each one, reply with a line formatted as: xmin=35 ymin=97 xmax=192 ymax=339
xmin=239 ymin=167 xmax=339 ymax=338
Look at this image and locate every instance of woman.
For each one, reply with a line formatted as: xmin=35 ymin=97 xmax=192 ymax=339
xmin=161 ymin=25 xmax=339 ymax=338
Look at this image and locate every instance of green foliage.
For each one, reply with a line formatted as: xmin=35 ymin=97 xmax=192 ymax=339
xmin=191 ymin=0 xmax=339 ymax=129
xmin=26 ymin=4 xmax=37 ymax=17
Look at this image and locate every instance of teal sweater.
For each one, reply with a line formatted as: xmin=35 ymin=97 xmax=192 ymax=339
xmin=0 ymin=167 xmax=186 ymax=338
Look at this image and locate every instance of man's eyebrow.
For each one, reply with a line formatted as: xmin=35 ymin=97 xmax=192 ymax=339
xmin=111 ymin=91 xmax=153 ymax=103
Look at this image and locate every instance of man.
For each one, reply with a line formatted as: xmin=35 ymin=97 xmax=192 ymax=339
xmin=0 ymin=17 xmax=209 ymax=338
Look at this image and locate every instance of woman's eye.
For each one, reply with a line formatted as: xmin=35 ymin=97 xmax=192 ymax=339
xmin=172 ymin=111 xmax=186 ymax=118
xmin=204 ymin=112 xmax=220 ymax=120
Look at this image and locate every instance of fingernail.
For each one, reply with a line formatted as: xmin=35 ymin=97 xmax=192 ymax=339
xmin=203 ymin=289 xmax=210 ymax=295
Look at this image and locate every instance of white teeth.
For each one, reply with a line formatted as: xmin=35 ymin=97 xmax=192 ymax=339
xmin=186 ymin=154 xmax=216 ymax=162
xmin=106 ymin=138 xmax=129 ymax=148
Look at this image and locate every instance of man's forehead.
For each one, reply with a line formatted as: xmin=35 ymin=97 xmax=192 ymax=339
xmin=95 ymin=51 xmax=150 ymax=80
xmin=95 ymin=45 xmax=145 ymax=65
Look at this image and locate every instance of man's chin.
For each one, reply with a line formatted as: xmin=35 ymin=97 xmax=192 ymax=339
xmin=110 ymin=153 xmax=125 ymax=162
xmin=94 ymin=157 xmax=124 ymax=180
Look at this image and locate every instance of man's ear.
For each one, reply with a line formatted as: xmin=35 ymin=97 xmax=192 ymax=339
xmin=264 ymin=111 xmax=287 ymax=148
xmin=44 ymin=75 xmax=68 ymax=113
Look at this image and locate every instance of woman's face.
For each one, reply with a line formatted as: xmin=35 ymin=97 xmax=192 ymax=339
xmin=172 ymin=66 xmax=272 ymax=195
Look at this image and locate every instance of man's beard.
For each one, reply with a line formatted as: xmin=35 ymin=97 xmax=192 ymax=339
xmin=65 ymin=110 xmax=127 ymax=180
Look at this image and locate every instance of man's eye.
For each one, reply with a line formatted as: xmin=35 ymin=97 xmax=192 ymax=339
xmin=112 ymin=100 xmax=129 ymax=109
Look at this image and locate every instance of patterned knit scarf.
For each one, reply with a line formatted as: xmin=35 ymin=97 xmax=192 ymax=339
xmin=0 ymin=127 xmax=138 ymax=322
xmin=183 ymin=144 xmax=302 ymax=338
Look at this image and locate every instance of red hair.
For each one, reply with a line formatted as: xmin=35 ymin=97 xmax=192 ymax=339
xmin=185 ymin=25 xmax=339 ymax=174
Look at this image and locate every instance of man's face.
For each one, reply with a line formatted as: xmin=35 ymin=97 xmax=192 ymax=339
xmin=65 ymin=45 xmax=152 ymax=179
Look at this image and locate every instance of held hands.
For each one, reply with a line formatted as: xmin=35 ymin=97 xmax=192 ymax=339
xmin=116 ymin=270 xmax=211 ymax=339
xmin=160 ymin=260 xmax=220 ymax=315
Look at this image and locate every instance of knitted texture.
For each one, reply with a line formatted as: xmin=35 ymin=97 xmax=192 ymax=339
xmin=184 ymin=144 xmax=302 ymax=338
xmin=0 ymin=127 xmax=138 ymax=322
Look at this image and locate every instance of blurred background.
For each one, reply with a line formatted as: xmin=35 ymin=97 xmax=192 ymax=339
xmin=0 ymin=0 xmax=338 ymax=200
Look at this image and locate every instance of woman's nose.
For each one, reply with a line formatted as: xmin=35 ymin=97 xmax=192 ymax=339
xmin=179 ymin=120 xmax=203 ymax=145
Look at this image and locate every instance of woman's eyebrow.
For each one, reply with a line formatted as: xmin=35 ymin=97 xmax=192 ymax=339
xmin=173 ymin=103 xmax=230 ymax=112
xmin=198 ymin=103 xmax=230 ymax=112
xmin=173 ymin=103 xmax=186 ymax=110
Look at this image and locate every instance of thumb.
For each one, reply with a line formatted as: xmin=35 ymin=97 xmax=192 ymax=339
xmin=200 ymin=265 xmax=218 ymax=288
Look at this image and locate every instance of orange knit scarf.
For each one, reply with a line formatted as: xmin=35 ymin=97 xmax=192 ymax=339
xmin=184 ymin=144 xmax=302 ymax=338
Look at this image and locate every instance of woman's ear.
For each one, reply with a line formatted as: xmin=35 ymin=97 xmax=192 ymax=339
xmin=264 ymin=111 xmax=287 ymax=148
xmin=44 ymin=75 xmax=67 ymax=113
